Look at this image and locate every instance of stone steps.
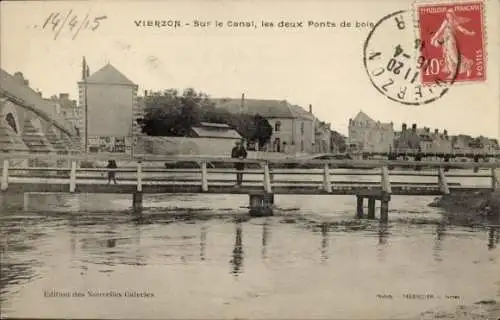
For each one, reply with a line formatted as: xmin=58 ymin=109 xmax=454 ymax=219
xmin=21 ymin=119 xmax=55 ymax=153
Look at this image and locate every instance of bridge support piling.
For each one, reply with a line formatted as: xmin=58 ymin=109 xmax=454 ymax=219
xmin=132 ymin=192 xmax=143 ymax=213
xmin=249 ymin=193 xmax=273 ymax=217
xmin=356 ymin=196 xmax=364 ymax=218
xmin=367 ymin=197 xmax=376 ymax=219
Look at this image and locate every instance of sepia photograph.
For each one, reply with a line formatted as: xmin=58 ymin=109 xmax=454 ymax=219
xmin=0 ymin=0 xmax=499 ymax=319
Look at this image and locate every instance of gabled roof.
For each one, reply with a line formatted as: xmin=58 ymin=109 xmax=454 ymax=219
xmin=83 ymin=63 xmax=136 ymax=86
xmin=190 ymin=125 xmax=242 ymax=139
xmin=214 ymin=98 xmax=313 ymax=120
xmin=352 ymin=111 xmax=376 ymax=124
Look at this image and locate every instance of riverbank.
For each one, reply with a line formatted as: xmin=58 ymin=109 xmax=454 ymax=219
xmin=428 ymin=190 xmax=500 ymax=226
xmin=415 ymin=299 xmax=500 ymax=320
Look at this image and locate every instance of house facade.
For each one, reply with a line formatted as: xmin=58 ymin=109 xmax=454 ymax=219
xmin=394 ymin=124 xmax=453 ymax=153
xmin=215 ymin=96 xmax=315 ymax=154
xmin=348 ymin=111 xmax=394 ymax=153
xmin=77 ymin=60 xmax=139 ymax=155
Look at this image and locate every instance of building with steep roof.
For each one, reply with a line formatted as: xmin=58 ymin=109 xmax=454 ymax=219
xmin=348 ymin=111 xmax=394 ymax=153
xmin=214 ymin=95 xmax=315 ymax=154
xmin=76 ymin=59 xmax=139 ymax=155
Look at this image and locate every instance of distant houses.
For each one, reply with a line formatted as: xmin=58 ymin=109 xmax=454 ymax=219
xmin=348 ymin=110 xmax=498 ymax=154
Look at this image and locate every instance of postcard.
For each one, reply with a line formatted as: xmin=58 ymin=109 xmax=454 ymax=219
xmin=1 ymin=0 xmax=499 ymax=319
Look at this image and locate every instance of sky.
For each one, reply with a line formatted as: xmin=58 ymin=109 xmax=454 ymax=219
xmin=1 ymin=0 xmax=499 ymax=138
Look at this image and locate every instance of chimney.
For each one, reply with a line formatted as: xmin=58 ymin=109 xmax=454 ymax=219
xmin=59 ymin=93 xmax=69 ymax=100
xmin=402 ymin=123 xmax=407 ymax=131
xmin=37 ymin=91 xmax=42 ymax=96
xmin=144 ymin=90 xmax=148 ymax=96
xmin=443 ymin=129 xmax=448 ymax=136
xmin=23 ymin=80 xmax=29 ymax=86
xmin=412 ymin=123 xmax=417 ymax=131
xmin=309 ymin=104 xmax=312 ymax=113
xmin=434 ymin=129 xmax=439 ymax=134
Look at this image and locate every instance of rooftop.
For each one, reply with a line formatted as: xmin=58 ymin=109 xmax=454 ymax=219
xmin=80 ymin=63 xmax=136 ymax=86
xmin=214 ymin=98 xmax=314 ymax=120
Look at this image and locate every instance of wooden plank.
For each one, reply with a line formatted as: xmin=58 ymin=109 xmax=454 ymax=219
xmin=323 ymin=163 xmax=332 ymax=193
xmin=263 ymin=162 xmax=272 ymax=193
xmin=381 ymin=166 xmax=392 ymax=194
xmin=69 ymin=160 xmax=77 ymax=193
xmin=438 ymin=168 xmax=450 ymax=195
xmin=201 ymin=161 xmax=208 ymax=192
xmin=136 ymin=162 xmax=143 ymax=192
xmin=1 ymin=153 xmax=500 ymax=169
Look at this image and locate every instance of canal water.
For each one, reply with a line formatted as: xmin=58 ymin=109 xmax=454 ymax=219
xmin=1 ymin=172 xmax=499 ymax=319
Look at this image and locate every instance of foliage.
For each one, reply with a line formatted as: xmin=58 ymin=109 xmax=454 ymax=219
xmin=138 ymin=89 xmax=273 ymax=146
xmin=330 ymin=130 xmax=347 ymax=153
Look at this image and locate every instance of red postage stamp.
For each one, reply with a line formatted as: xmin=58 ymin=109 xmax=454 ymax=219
xmin=416 ymin=1 xmax=486 ymax=85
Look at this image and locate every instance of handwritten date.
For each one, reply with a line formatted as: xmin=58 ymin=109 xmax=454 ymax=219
xmin=39 ymin=10 xmax=107 ymax=40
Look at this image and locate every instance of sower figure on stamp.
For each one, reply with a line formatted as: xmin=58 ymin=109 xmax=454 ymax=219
xmin=231 ymin=140 xmax=247 ymax=187
xmin=430 ymin=9 xmax=476 ymax=79
xmin=107 ymin=160 xmax=118 ymax=184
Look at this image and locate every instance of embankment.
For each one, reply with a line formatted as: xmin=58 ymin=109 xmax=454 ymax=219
xmin=428 ymin=190 xmax=500 ymax=226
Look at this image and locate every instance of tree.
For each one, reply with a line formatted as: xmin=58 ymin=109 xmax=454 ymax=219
xmin=251 ymin=114 xmax=273 ymax=148
xmin=138 ymin=89 xmax=274 ymax=146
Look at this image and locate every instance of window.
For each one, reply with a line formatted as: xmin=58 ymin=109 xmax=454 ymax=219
xmin=301 ymin=140 xmax=304 ymax=152
xmin=275 ymin=121 xmax=281 ymax=132
xmin=300 ymin=122 xmax=304 ymax=135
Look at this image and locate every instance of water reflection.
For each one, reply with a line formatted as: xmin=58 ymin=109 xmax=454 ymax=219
xmin=320 ymin=223 xmax=329 ymax=262
xmin=200 ymin=225 xmax=207 ymax=261
xmin=230 ymin=223 xmax=244 ymax=277
xmin=262 ymin=220 xmax=270 ymax=260
xmin=433 ymin=222 xmax=446 ymax=262
xmin=377 ymin=223 xmax=389 ymax=262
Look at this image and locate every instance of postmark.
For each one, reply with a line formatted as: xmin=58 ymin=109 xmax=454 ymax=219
xmin=415 ymin=1 xmax=486 ymax=84
xmin=363 ymin=10 xmax=460 ymax=106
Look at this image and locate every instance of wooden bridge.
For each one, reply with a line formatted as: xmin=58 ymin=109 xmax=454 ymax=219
xmin=1 ymin=153 xmax=499 ymax=222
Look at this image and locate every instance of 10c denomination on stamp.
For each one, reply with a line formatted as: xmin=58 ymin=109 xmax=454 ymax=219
xmin=416 ymin=1 xmax=486 ymax=84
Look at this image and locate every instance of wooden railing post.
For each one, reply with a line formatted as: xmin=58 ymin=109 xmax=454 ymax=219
xmin=201 ymin=161 xmax=208 ymax=192
xmin=263 ymin=161 xmax=272 ymax=193
xmin=438 ymin=167 xmax=450 ymax=195
xmin=69 ymin=160 xmax=77 ymax=193
xmin=323 ymin=162 xmax=332 ymax=193
xmin=1 ymin=159 xmax=9 ymax=191
xmin=136 ymin=161 xmax=143 ymax=192
xmin=381 ymin=165 xmax=392 ymax=194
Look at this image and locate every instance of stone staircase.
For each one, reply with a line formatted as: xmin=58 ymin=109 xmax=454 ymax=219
xmin=44 ymin=126 xmax=69 ymax=154
xmin=21 ymin=118 xmax=55 ymax=153
xmin=0 ymin=117 xmax=29 ymax=153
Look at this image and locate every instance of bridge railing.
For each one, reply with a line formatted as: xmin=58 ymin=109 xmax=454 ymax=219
xmin=1 ymin=153 xmax=499 ymax=194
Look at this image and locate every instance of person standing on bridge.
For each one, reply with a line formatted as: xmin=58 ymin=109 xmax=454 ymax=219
xmin=107 ymin=160 xmax=118 ymax=184
xmin=231 ymin=140 xmax=247 ymax=187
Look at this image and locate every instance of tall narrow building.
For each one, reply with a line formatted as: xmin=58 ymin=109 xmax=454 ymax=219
xmin=77 ymin=60 xmax=139 ymax=154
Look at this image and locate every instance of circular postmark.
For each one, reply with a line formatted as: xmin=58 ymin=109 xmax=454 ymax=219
xmin=363 ymin=10 xmax=460 ymax=105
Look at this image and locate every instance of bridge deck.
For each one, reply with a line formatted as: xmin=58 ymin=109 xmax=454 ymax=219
xmin=4 ymin=176 xmax=488 ymax=196
xmin=1 ymin=156 xmax=498 ymax=198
